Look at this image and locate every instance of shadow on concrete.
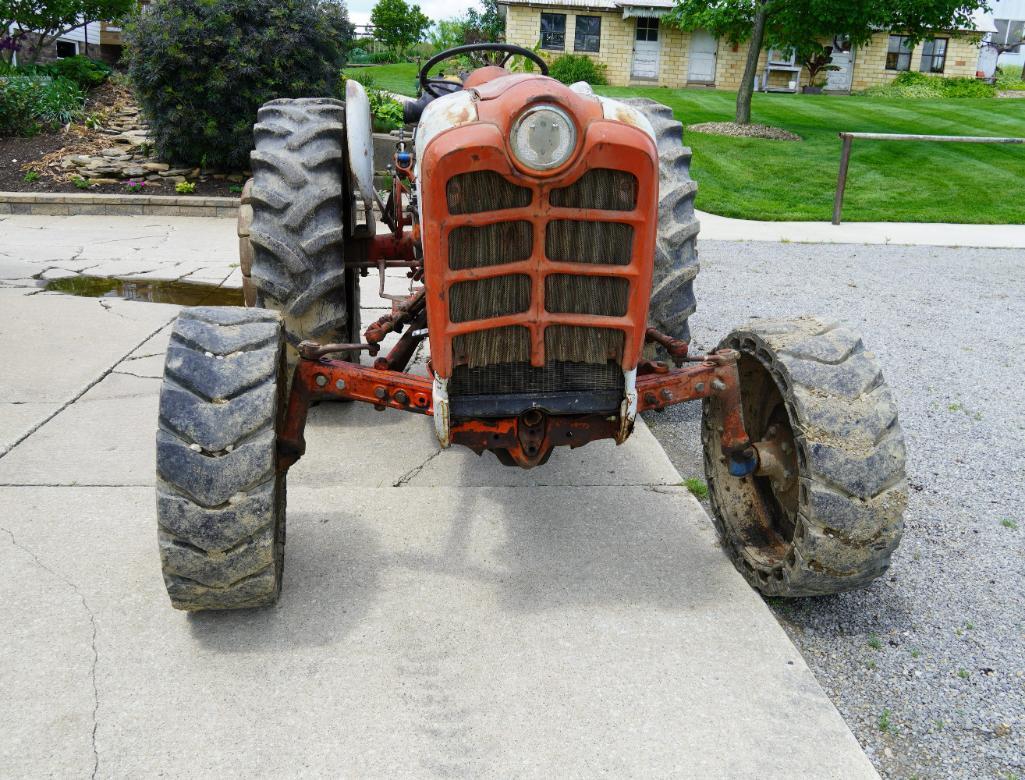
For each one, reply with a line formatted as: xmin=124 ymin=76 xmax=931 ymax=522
xmin=186 ymin=512 xmax=383 ymax=652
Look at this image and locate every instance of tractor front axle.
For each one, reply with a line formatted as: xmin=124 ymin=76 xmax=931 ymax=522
xmin=276 ymin=345 xmax=754 ymax=472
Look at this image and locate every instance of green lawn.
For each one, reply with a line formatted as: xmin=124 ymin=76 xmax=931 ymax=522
xmin=343 ymin=62 xmax=430 ymax=97
xmin=345 ymin=64 xmax=1025 ymax=223
xmin=599 ymin=87 xmax=1025 ymax=223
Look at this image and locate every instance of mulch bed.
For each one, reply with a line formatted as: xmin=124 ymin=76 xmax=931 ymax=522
xmin=687 ymin=121 xmax=802 ymax=141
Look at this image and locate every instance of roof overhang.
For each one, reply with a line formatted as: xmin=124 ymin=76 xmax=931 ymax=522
xmin=619 ymin=0 xmax=673 ymax=18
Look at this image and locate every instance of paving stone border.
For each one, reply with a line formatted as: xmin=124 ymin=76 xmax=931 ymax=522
xmin=0 ymin=192 xmax=240 ymax=218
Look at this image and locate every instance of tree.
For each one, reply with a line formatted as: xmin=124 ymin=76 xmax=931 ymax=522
xmin=667 ymin=0 xmax=987 ymax=124
xmin=2 ymin=0 xmax=135 ymax=62
xmin=126 ymin=0 xmax=350 ymax=168
xmin=463 ymin=0 xmax=504 ymax=43
xmin=370 ymin=0 xmax=431 ymax=54
xmin=428 ymin=18 xmax=466 ymax=50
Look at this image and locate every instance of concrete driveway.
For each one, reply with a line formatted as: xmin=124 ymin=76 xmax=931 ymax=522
xmin=0 ymin=214 xmax=876 ymax=777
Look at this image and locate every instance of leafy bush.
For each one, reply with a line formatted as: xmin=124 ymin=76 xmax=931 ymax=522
xmin=940 ymin=76 xmax=996 ymax=98
xmin=548 ymin=54 xmax=607 ymax=86
xmin=863 ymin=71 xmax=995 ymax=99
xmin=369 ymin=49 xmax=397 ymax=64
xmin=0 ymin=74 xmax=85 ymax=136
xmin=995 ymin=64 xmax=1025 ymax=91
xmin=367 ymin=88 xmax=404 ymax=131
xmin=42 ymin=56 xmax=111 ymax=89
xmin=125 ymin=0 xmax=352 ymax=169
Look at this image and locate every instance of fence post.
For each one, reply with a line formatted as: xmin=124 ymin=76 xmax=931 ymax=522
xmin=832 ymin=133 xmax=853 ymax=225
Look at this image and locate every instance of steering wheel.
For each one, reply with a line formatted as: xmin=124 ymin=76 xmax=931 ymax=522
xmin=419 ymin=43 xmax=549 ymax=98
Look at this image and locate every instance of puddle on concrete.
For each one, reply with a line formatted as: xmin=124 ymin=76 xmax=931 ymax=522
xmin=44 ymin=275 xmax=242 ymax=307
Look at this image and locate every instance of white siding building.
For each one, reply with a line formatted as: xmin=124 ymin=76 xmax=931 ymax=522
xmin=6 ymin=19 xmax=116 ymax=64
xmin=990 ymin=0 xmax=1025 ymax=67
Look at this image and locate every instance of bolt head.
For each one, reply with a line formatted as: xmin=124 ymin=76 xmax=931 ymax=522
xmin=374 ymin=386 xmax=387 ymax=400
xmin=315 ymin=374 xmax=328 ymax=387
xmin=711 ymin=378 xmax=727 ymax=392
xmin=660 ymin=388 xmax=673 ymax=401
xmin=695 ymin=382 xmax=705 ymax=393
xmin=335 ymin=379 xmax=346 ymax=390
xmin=395 ymin=390 xmax=409 ymax=404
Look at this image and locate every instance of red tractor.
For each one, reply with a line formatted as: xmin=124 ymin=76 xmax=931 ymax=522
xmin=155 ymin=45 xmax=906 ymax=610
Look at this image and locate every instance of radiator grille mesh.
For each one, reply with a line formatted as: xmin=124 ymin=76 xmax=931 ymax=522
xmin=545 ymin=275 xmax=628 ymax=317
xmin=444 ymin=171 xmax=635 ymax=397
xmin=448 ymin=222 xmax=532 ymax=271
xmin=550 ymin=169 xmax=637 ymax=211
xmin=447 ymin=171 xmax=531 ymax=214
xmin=452 ymin=326 xmax=530 ymax=368
xmin=449 ymin=275 xmax=531 ymax=323
xmin=450 ymin=361 xmax=624 ymax=396
xmin=545 ymin=325 xmax=625 ymax=364
xmin=546 ymin=221 xmax=633 ymax=265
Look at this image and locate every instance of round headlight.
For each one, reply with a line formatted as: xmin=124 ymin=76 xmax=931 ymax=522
xmin=510 ymin=104 xmax=577 ymax=171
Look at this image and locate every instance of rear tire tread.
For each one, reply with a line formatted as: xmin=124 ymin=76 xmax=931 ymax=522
xmin=249 ymin=97 xmax=353 ymax=352
xmin=619 ymin=97 xmax=700 ymax=343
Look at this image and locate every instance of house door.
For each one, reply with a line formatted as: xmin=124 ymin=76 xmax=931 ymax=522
xmin=631 ymin=17 xmax=661 ymax=79
xmin=688 ymin=29 xmax=717 ymax=82
xmin=826 ymin=38 xmax=855 ymax=92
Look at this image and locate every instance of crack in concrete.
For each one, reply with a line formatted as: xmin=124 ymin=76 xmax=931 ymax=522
xmin=0 ymin=317 xmax=177 ymax=460
xmin=0 ymin=525 xmax=100 ymax=778
xmin=392 ymin=449 xmax=442 ymax=487
xmin=111 ymin=369 xmax=162 ymax=380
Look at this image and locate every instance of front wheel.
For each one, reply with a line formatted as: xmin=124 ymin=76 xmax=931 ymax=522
xmin=156 ymin=307 xmax=287 ymax=610
xmin=702 ymin=317 xmax=907 ymax=597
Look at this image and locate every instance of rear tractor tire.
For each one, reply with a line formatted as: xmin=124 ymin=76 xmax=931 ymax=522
xmin=619 ymin=98 xmax=700 ymax=346
xmin=156 ymin=307 xmax=287 ymax=610
xmin=702 ymin=317 xmax=907 ymax=597
xmin=248 ymin=97 xmax=360 ymax=362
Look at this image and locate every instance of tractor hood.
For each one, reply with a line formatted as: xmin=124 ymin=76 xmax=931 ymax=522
xmin=412 ymin=76 xmax=655 ymax=183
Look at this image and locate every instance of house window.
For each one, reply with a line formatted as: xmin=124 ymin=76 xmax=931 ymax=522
xmin=885 ymin=35 xmax=912 ymax=71
xmin=919 ymin=38 xmax=947 ymax=73
xmin=540 ymin=13 xmax=566 ymax=51
xmin=994 ymin=19 xmax=1025 ymax=53
xmin=55 ymin=40 xmax=78 ymax=58
xmin=635 ymin=17 xmax=658 ymax=42
xmin=574 ymin=15 xmax=601 ymax=53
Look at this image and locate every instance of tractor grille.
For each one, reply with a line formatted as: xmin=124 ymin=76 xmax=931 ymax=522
xmin=545 ymin=325 xmax=625 ymax=364
xmin=550 ymin=169 xmax=637 ymax=211
xmin=435 ymin=166 xmax=645 ymax=403
xmin=448 ymin=222 xmax=532 ymax=270
xmin=546 ymin=221 xmax=633 ymax=265
xmin=447 ymin=171 xmax=531 ymax=214
xmin=449 ymin=275 xmax=531 ymax=323
xmin=545 ymin=275 xmax=629 ymax=317
xmin=453 ymin=326 xmax=530 ymax=368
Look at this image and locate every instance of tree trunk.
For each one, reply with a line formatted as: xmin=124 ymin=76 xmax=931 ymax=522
xmin=735 ymin=1 xmax=769 ymax=125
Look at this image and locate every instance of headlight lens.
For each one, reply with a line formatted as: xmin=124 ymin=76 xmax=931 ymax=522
xmin=510 ymin=104 xmax=577 ymax=171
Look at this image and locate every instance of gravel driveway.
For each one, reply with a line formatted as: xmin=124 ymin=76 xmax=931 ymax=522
xmin=645 ymin=241 xmax=1025 ymax=780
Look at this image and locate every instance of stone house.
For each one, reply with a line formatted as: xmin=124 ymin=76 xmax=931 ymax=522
xmin=499 ymin=0 xmax=985 ymax=91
